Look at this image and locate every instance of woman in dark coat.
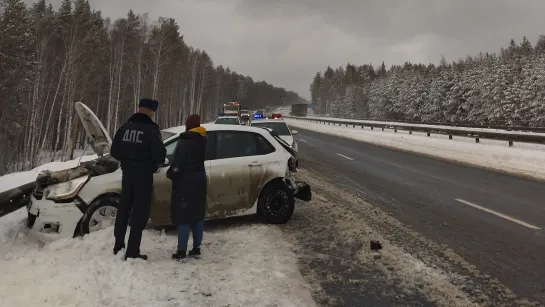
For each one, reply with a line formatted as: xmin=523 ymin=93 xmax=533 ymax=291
xmin=167 ymin=114 xmax=207 ymax=262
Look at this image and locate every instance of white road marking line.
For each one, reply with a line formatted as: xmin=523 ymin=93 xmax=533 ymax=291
xmin=454 ymin=198 xmax=541 ymax=230
xmin=336 ymin=153 xmax=354 ymax=161
xmin=299 ymin=139 xmax=308 ymax=143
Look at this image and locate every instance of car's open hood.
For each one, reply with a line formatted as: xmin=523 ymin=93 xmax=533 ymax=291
xmin=74 ymin=101 xmax=112 ymax=157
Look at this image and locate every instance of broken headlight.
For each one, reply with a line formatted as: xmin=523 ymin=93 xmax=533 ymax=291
xmin=45 ymin=175 xmax=89 ymax=201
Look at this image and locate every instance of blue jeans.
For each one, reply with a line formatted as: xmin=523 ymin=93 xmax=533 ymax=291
xmin=177 ymin=220 xmax=204 ymax=251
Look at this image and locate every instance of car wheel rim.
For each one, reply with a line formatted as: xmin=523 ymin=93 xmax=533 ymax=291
xmin=266 ymin=191 xmax=289 ymax=217
xmin=89 ymin=205 xmax=117 ymax=232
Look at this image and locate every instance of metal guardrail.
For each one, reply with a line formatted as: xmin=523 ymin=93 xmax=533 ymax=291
xmin=306 ymin=115 xmax=545 ymax=133
xmin=0 ymin=182 xmax=35 ymax=218
xmin=285 ymin=116 xmax=545 ymax=146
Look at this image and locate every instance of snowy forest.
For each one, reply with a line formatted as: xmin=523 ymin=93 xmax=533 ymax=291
xmin=0 ymin=0 xmax=306 ymax=175
xmin=310 ymin=36 xmax=545 ymax=127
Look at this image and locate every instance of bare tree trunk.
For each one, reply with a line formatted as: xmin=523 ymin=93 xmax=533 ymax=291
xmin=52 ymin=65 xmax=70 ymax=162
xmin=114 ymin=34 xmax=125 ymax=132
xmin=196 ymin=60 xmax=208 ymax=115
xmin=189 ymin=54 xmax=198 ymax=113
xmin=39 ymin=57 xmax=68 ymax=155
xmin=107 ymin=43 xmax=116 ymax=134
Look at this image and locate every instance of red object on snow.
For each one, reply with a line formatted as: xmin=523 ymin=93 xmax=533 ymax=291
xmin=272 ymin=113 xmax=282 ymax=118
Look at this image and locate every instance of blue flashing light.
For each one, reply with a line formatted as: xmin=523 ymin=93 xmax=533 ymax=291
xmin=253 ymin=113 xmax=263 ymax=119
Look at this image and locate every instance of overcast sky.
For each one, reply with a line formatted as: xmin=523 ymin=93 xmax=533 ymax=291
xmin=48 ymin=0 xmax=545 ymax=99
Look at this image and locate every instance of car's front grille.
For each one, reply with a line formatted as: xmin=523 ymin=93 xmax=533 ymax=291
xmin=27 ymin=212 xmax=37 ymax=228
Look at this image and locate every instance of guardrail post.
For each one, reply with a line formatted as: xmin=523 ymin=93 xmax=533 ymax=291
xmin=475 ymin=137 xmax=479 ymax=143
xmin=382 ymin=128 xmax=384 ymax=131
xmin=509 ymin=140 xmax=513 ymax=147
xmin=409 ymin=130 xmax=412 ymax=134
xmin=449 ymin=135 xmax=452 ymax=140
xmin=427 ymin=132 xmax=430 ymax=137
xmin=345 ymin=124 xmax=348 ymax=127
xmin=353 ymin=124 xmax=355 ymax=128
xmin=394 ymin=128 xmax=397 ymax=133
xmin=371 ymin=127 xmax=373 ymax=130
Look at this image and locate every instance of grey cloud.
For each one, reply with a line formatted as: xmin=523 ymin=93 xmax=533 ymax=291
xmin=40 ymin=0 xmax=545 ymax=98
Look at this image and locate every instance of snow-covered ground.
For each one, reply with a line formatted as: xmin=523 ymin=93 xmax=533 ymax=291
xmin=0 ymin=209 xmax=315 ymax=307
xmin=0 ymin=152 xmax=97 ymax=194
xmin=299 ymin=115 xmax=545 ymax=136
xmin=285 ymin=118 xmax=545 ymax=181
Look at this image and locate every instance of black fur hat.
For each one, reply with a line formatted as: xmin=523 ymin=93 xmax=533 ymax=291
xmin=139 ymin=98 xmax=159 ymax=112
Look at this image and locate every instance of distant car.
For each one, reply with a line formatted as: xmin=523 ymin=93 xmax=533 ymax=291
xmin=215 ymin=116 xmax=241 ymax=125
xmin=240 ymin=113 xmax=250 ymax=125
xmin=251 ymin=115 xmax=299 ymax=167
xmin=26 ymin=102 xmax=311 ymax=242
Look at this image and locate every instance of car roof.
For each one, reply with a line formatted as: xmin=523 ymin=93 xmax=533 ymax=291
xmin=163 ymin=123 xmax=270 ymax=135
xmin=250 ymin=118 xmax=286 ymax=124
xmin=216 ymin=116 xmax=239 ymax=119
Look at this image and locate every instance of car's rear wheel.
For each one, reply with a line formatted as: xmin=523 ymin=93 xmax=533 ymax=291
xmin=257 ymin=181 xmax=294 ymax=224
xmin=80 ymin=195 xmax=119 ymax=235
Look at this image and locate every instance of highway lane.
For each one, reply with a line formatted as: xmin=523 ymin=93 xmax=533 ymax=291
xmin=294 ymin=128 xmax=545 ymax=303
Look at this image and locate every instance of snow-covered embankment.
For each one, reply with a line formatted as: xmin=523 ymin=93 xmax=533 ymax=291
xmin=0 ymin=209 xmax=316 ymax=307
xmin=285 ymin=118 xmax=545 ymax=181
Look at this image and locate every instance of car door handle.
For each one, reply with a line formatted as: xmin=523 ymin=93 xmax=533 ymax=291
xmin=248 ymin=161 xmax=261 ymax=166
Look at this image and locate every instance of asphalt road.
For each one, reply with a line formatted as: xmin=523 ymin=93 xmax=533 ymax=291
xmin=294 ymin=128 xmax=545 ymax=304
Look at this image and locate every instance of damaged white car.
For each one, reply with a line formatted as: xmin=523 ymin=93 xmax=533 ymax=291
xmin=26 ymin=102 xmax=312 ymax=242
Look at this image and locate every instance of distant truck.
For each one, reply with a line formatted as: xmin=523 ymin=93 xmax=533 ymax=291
xmin=290 ymin=103 xmax=308 ymax=117
xmin=223 ymin=102 xmax=241 ymax=116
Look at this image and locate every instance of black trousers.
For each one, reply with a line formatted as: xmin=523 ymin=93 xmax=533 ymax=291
xmin=114 ymin=174 xmax=153 ymax=257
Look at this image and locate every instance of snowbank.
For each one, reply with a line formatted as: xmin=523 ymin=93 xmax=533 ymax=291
xmin=0 ymin=154 xmax=98 ymax=194
xmin=285 ymin=118 xmax=545 ymax=181
xmin=301 ymin=115 xmax=545 ymax=136
xmin=0 ymin=209 xmax=315 ymax=307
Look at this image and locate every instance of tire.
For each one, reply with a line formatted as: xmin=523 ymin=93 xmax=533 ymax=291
xmin=257 ymin=181 xmax=294 ymax=224
xmin=80 ymin=195 xmax=119 ymax=236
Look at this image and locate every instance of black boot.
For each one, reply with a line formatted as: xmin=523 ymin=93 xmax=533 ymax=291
xmin=113 ymin=243 xmax=126 ymax=255
xmin=125 ymin=253 xmax=148 ymax=261
xmin=172 ymin=250 xmax=187 ymax=262
xmin=188 ymin=248 xmax=201 ymax=259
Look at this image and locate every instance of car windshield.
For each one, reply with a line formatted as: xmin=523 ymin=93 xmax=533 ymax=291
xmin=160 ymin=130 xmax=177 ymax=140
xmin=251 ymin=122 xmax=290 ymax=135
xmin=215 ymin=118 xmax=239 ymax=125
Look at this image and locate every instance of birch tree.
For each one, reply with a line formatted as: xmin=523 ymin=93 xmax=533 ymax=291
xmin=0 ymin=0 xmax=307 ymax=174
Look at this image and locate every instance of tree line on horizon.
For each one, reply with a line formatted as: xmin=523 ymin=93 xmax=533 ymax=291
xmin=0 ymin=0 xmax=306 ymax=175
xmin=310 ymin=36 xmax=545 ymax=128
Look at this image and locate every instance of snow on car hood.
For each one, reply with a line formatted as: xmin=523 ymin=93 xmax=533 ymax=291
xmin=74 ymin=102 xmax=112 ymax=157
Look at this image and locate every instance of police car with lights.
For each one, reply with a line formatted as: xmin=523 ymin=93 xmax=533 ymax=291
xmin=214 ymin=114 xmax=241 ymax=125
xmin=251 ymin=113 xmax=299 ymax=167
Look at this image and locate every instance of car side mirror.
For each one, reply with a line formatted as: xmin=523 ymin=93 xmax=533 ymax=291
xmin=291 ymin=130 xmax=298 ymax=135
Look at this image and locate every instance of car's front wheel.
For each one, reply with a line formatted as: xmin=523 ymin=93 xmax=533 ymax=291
xmin=257 ymin=181 xmax=294 ymax=224
xmin=80 ymin=195 xmax=119 ymax=235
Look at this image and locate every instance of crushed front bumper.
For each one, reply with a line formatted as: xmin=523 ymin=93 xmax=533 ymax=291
xmin=26 ymin=196 xmax=83 ymax=242
xmin=292 ymin=181 xmax=312 ymax=202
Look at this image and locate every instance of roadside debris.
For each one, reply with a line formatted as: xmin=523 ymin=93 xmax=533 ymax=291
xmin=370 ymin=240 xmax=383 ymax=251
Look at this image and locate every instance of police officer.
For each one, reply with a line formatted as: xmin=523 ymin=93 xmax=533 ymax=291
xmin=110 ymin=98 xmax=166 ymax=260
